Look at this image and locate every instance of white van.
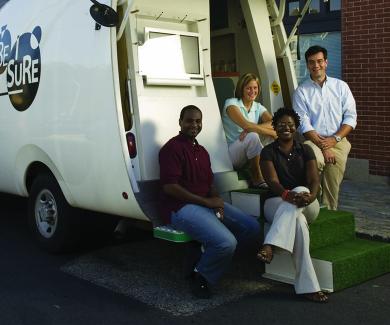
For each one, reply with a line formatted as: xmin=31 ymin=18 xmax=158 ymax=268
xmin=0 ymin=0 xmax=296 ymax=251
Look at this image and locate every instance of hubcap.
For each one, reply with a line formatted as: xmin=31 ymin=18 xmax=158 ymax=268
xmin=34 ymin=189 xmax=58 ymax=238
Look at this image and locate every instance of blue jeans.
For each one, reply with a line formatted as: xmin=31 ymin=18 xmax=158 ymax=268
xmin=171 ymin=202 xmax=260 ymax=284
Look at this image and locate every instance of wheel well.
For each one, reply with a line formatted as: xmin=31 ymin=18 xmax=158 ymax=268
xmin=25 ymin=162 xmax=55 ymax=194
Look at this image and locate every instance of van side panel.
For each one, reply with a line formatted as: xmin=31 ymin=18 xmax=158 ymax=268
xmin=0 ymin=0 xmax=147 ymax=220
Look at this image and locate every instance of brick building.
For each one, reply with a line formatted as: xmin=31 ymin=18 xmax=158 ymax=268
xmin=342 ymin=0 xmax=390 ymax=180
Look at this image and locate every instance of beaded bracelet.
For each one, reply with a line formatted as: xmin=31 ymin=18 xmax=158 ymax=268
xmin=281 ymin=189 xmax=290 ymax=201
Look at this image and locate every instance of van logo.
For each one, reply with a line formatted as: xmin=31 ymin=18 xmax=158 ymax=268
xmin=0 ymin=25 xmax=42 ymax=111
xmin=0 ymin=25 xmax=11 ymax=74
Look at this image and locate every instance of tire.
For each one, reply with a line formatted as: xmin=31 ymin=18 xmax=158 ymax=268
xmin=28 ymin=173 xmax=80 ymax=253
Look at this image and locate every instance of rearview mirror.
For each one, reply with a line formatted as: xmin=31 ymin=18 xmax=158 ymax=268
xmin=89 ymin=0 xmax=119 ymax=27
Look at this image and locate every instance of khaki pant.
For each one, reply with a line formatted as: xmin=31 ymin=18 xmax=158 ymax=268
xmin=305 ymin=138 xmax=351 ymax=210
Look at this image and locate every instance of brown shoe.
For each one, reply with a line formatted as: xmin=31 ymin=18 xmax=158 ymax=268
xmin=303 ymin=291 xmax=329 ymax=303
xmin=256 ymin=244 xmax=273 ymax=264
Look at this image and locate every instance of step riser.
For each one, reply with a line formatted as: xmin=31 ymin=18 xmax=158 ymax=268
xmin=231 ymin=192 xmax=261 ymax=217
xmin=263 ymin=251 xmax=334 ymax=292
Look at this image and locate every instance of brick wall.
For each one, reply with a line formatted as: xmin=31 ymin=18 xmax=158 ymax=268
xmin=342 ymin=0 xmax=390 ymax=177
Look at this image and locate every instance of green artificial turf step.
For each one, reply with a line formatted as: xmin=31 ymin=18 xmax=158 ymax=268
xmin=236 ymin=167 xmax=251 ymax=181
xmin=311 ymin=238 xmax=390 ymax=291
xmin=153 ymin=225 xmax=192 ymax=243
xmin=310 ymin=209 xmax=356 ymax=250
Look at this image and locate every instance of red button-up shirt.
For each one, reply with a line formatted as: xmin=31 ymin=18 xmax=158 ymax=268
xmin=159 ymin=133 xmax=213 ymax=224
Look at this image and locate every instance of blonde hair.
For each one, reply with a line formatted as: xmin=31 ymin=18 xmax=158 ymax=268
xmin=235 ymin=73 xmax=261 ymax=99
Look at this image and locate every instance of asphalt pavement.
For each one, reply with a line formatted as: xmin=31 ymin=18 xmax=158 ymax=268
xmin=1 ymin=185 xmax=390 ymax=324
xmin=339 ymin=179 xmax=390 ymax=241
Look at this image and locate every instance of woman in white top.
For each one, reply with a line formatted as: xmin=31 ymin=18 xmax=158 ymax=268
xmin=222 ymin=73 xmax=276 ymax=188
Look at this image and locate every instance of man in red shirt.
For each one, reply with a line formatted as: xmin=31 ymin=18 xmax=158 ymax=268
xmin=159 ymin=105 xmax=260 ymax=299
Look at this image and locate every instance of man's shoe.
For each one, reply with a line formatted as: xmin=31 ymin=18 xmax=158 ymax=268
xmin=189 ymin=272 xmax=211 ymax=299
xmin=183 ymin=242 xmax=202 ymax=279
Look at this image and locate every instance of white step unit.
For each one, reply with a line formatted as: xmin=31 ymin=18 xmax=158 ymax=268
xmin=230 ymin=191 xmax=261 ymax=217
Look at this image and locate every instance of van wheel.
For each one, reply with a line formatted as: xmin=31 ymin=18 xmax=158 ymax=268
xmin=28 ymin=173 xmax=80 ymax=253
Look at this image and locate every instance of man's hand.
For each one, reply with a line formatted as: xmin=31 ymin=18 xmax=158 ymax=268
xmin=214 ymin=207 xmax=224 ymax=220
xmin=322 ymin=148 xmax=336 ymax=164
xmin=304 ymin=131 xmax=325 ymax=148
xmin=319 ymin=136 xmax=337 ymax=151
xmin=203 ymin=196 xmax=224 ymax=209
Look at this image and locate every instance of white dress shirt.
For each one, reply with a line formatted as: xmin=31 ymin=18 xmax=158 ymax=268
xmin=293 ymin=76 xmax=357 ymax=137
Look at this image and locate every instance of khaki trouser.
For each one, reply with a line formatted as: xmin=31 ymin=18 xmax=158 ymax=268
xmin=305 ymin=138 xmax=351 ymax=210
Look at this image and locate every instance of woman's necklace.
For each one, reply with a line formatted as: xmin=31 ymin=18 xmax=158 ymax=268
xmin=278 ymin=142 xmax=294 ymax=161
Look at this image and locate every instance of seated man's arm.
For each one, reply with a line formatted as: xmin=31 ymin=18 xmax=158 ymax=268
xmin=303 ymin=130 xmax=325 ymax=148
xmin=160 ymin=144 xmax=223 ymax=210
xmin=208 ymin=185 xmax=224 ymax=219
xmin=163 ymin=183 xmax=224 ymax=209
xmin=320 ymin=124 xmax=353 ymax=150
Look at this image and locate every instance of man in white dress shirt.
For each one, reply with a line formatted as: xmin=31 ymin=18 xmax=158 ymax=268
xmin=293 ymin=45 xmax=357 ymax=210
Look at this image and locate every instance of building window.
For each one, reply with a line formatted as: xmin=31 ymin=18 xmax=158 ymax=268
xmin=309 ymin=0 xmax=320 ymax=14
xmin=289 ymin=1 xmax=300 ymax=16
xmin=330 ymin=0 xmax=341 ymax=11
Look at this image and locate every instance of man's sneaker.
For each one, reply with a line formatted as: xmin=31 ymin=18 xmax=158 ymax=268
xmin=189 ymin=272 xmax=211 ymax=299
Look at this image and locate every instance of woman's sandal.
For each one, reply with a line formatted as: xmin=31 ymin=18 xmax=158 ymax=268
xmin=250 ymin=181 xmax=269 ymax=190
xmin=303 ymin=291 xmax=329 ymax=303
xmin=256 ymin=245 xmax=273 ymax=264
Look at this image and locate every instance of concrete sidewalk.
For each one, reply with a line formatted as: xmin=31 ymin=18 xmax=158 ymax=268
xmin=339 ymin=179 xmax=390 ymax=241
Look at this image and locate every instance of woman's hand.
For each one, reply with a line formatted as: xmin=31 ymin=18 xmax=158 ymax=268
xmin=294 ymin=192 xmax=313 ymax=208
xmin=284 ymin=191 xmax=298 ymax=205
xmin=239 ymin=130 xmax=248 ymax=141
xmin=286 ymin=191 xmax=312 ymax=207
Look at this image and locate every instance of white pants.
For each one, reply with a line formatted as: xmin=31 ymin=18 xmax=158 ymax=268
xmin=228 ymin=132 xmax=273 ymax=168
xmin=264 ymin=186 xmax=320 ymax=294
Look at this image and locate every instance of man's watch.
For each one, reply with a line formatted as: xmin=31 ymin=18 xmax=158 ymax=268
xmin=333 ymin=135 xmax=342 ymax=142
